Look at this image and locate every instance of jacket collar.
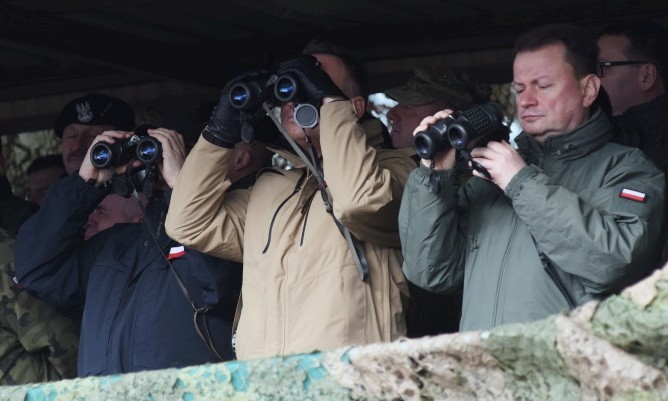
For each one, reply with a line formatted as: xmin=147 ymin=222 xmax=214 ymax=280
xmin=515 ymin=108 xmax=612 ymax=163
xmin=623 ymin=92 xmax=668 ymax=120
xmin=613 ymin=92 xmax=668 ymax=148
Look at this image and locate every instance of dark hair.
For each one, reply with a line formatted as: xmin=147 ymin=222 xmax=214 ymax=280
xmin=514 ymin=23 xmax=598 ymax=78
xmin=27 ymin=154 xmax=65 ymax=176
xmin=302 ymin=37 xmax=370 ymax=101
xmin=598 ymin=19 xmax=668 ymax=85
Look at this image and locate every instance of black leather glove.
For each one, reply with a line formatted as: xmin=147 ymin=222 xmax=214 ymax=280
xmin=203 ymin=69 xmax=271 ymax=148
xmin=274 ymin=55 xmax=347 ymax=107
xmin=202 ymin=80 xmax=242 ymax=148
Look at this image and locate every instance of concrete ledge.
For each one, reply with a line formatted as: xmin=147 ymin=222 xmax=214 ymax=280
xmin=2 ymin=263 xmax=667 ymax=401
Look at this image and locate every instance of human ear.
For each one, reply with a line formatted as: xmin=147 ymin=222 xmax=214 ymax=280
xmin=581 ymin=74 xmax=601 ymax=108
xmin=351 ymin=96 xmax=366 ymax=119
xmin=639 ymin=63 xmax=658 ymax=91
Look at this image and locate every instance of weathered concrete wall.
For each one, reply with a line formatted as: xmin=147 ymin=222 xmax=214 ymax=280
xmin=2 ymin=263 xmax=667 ymax=401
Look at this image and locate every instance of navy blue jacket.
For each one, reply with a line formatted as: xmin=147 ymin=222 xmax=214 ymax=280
xmin=15 ymin=174 xmax=241 ymax=376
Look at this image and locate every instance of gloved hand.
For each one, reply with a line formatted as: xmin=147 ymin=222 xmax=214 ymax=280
xmin=202 ymin=80 xmax=242 ymax=148
xmin=275 ymin=55 xmax=347 ymax=107
xmin=203 ymin=69 xmax=270 ymax=148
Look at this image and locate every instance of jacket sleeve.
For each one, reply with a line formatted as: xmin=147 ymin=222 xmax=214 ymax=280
xmin=319 ymin=101 xmax=417 ymax=247
xmin=506 ymin=156 xmax=665 ymax=295
xmin=14 ymin=174 xmax=108 ymax=316
xmin=165 ymin=136 xmax=249 ymax=262
xmin=1 ymin=262 xmax=79 ymax=380
xmin=398 ymin=165 xmax=467 ymax=294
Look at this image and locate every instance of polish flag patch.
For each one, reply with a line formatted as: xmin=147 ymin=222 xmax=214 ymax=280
xmin=13 ymin=276 xmax=22 ymax=289
xmin=168 ymin=246 xmax=186 ymax=260
xmin=619 ymin=188 xmax=647 ymax=202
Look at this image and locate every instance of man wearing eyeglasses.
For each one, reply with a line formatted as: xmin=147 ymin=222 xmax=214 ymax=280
xmin=598 ymin=19 xmax=668 ymax=262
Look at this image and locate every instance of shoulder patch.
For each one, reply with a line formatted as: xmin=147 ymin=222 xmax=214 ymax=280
xmin=168 ymin=246 xmax=185 ymax=260
xmin=619 ymin=188 xmax=646 ymax=203
xmin=611 ymin=183 xmax=657 ymax=220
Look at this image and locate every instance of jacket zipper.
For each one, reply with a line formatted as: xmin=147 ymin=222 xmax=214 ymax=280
xmin=537 ymin=245 xmax=577 ymax=310
xmin=492 ymin=219 xmax=519 ymax=326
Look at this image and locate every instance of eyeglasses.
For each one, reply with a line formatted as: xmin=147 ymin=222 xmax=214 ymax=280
xmin=597 ymin=60 xmax=648 ymax=77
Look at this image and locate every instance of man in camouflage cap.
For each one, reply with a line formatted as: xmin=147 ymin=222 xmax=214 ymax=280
xmin=385 ymin=67 xmax=492 ymax=338
xmin=385 ymin=66 xmax=492 ymax=149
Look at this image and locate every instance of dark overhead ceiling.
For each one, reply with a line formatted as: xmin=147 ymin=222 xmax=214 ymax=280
xmin=2 ymin=0 xmax=668 ymax=135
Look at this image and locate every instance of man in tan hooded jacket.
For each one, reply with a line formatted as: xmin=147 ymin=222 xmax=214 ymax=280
xmin=166 ymin=39 xmax=414 ymax=359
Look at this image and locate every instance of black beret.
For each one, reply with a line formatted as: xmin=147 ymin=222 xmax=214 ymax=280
xmin=54 ymin=93 xmax=135 ymax=138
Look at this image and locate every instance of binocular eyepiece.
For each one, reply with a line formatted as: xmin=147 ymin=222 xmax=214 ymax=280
xmin=90 ymin=125 xmax=161 ymax=169
xmin=414 ymin=102 xmax=505 ymax=160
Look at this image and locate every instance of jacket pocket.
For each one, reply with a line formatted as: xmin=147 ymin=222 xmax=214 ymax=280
xmin=286 ymin=263 xmax=364 ymax=354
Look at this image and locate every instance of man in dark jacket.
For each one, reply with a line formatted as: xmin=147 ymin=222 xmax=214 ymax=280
xmin=399 ymin=24 xmax=665 ymax=331
xmin=597 ymin=19 xmax=668 ymax=262
xmin=14 ymin=127 xmax=258 ymax=376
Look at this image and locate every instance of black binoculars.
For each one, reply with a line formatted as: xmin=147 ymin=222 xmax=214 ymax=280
xmin=227 ymin=57 xmax=320 ymax=129
xmin=90 ymin=125 xmax=161 ymax=169
xmin=413 ymin=102 xmax=505 ymax=160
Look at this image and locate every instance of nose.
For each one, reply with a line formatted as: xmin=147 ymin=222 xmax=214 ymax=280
xmin=85 ymin=210 xmax=99 ymax=229
xmin=517 ymin=87 xmax=537 ymax=109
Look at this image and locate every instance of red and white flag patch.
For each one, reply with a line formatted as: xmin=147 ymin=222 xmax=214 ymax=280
xmin=619 ymin=188 xmax=646 ymax=203
xmin=168 ymin=245 xmax=186 ymax=260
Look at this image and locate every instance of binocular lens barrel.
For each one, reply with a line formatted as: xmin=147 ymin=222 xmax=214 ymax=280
xmin=135 ymin=137 xmax=161 ymax=165
xmin=274 ymin=75 xmax=297 ymax=102
xmin=448 ymin=126 xmax=467 ymax=150
xmin=90 ymin=143 xmax=114 ymax=168
xmin=229 ymin=84 xmax=251 ymax=109
xmin=414 ymin=118 xmax=451 ymax=160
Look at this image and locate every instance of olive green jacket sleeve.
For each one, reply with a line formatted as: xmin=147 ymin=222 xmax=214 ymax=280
xmin=320 ymin=101 xmax=416 ymax=248
xmin=398 ymin=165 xmax=467 ymax=294
xmin=506 ymin=158 xmax=665 ymax=295
xmin=165 ymin=138 xmax=249 ymax=262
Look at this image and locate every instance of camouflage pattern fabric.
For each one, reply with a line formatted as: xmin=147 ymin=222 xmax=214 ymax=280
xmin=0 ymin=228 xmax=79 ymax=385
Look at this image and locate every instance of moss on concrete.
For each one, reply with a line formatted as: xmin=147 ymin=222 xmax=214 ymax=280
xmin=487 ymin=316 xmax=580 ymax=401
xmin=590 ymin=284 xmax=668 ymax=362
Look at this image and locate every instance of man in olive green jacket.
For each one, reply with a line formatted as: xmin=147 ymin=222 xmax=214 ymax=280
xmin=399 ymin=24 xmax=665 ymax=331
xmin=167 ymin=40 xmax=414 ymax=359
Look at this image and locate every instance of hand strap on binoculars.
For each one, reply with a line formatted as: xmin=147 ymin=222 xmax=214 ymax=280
xmin=262 ymin=103 xmax=369 ymax=280
xmin=122 ymin=168 xmax=226 ymax=361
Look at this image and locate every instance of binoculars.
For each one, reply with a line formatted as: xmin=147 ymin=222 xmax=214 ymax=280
xmin=413 ymin=102 xmax=505 ymax=160
xmin=227 ymin=57 xmax=320 ymax=130
xmin=90 ymin=125 xmax=161 ymax=169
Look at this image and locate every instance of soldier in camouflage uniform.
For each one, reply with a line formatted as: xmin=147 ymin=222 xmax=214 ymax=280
xmin=0 ymin=228 xmax=79 ymax=385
